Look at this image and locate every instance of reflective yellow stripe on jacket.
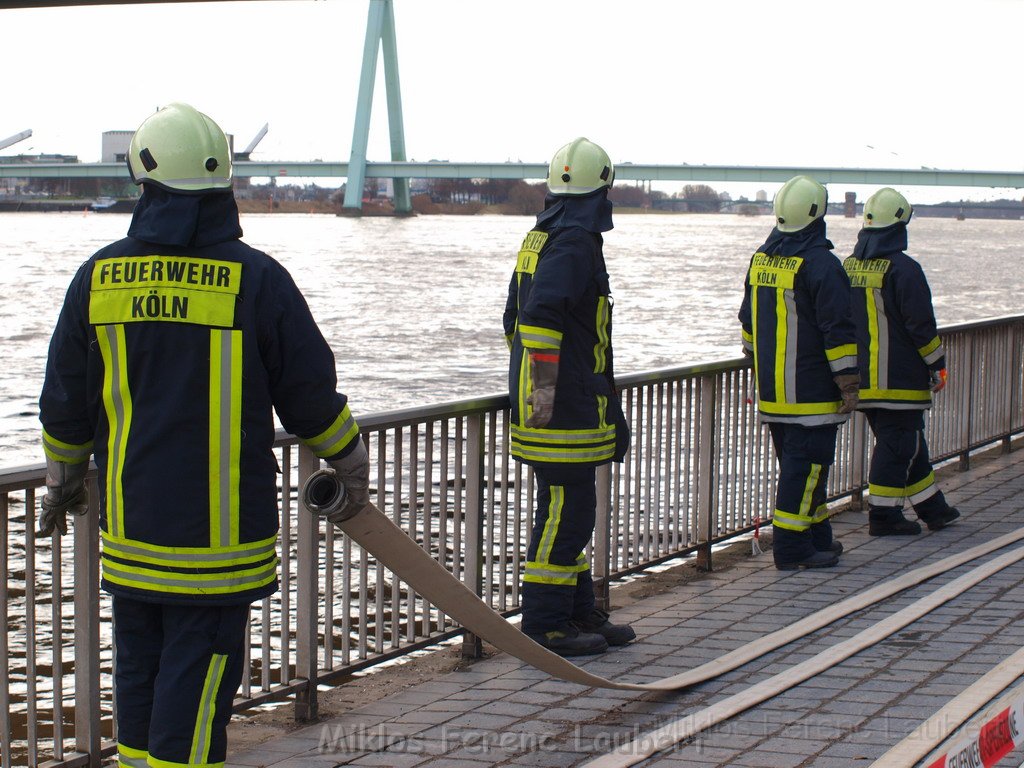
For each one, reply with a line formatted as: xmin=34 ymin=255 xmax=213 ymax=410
xmin=97 ymin=324 xmax=132 ymax=537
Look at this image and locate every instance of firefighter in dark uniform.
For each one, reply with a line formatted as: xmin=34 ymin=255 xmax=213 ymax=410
xmin=844 ymin=187 xmax=960 ymax=535
xmin=739 ymin=175 xmax=860 ymax=570
xmin=37 ymin=103 xmax=370 ymax=768
xmin=503 ymin=137 xmax=632 ymax=656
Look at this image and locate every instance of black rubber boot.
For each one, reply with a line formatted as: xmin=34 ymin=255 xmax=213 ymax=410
xmin=809 ymin=520 xmax=842 ymax=556
xmin=573 ymin=608 xmax=636 ymax=646
xmin=526 ymin=625 xmax=609 ymax=656
xmin=775 ymin=549 xmax=839 ymax=571
xmin=773 ymin=527 xmax=839 ymax=570
xmin=919 ymin=506 xmax=961 ymax=531
xmin=868 ymin=507 xmax=922 ymax=536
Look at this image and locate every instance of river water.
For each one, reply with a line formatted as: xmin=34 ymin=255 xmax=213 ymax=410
xmin=2 ymin=211 xmax=1022 ymax=467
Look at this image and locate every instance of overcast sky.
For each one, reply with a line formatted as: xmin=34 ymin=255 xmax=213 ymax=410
xmin=5 ymin=0 xmax=1023 ymax=203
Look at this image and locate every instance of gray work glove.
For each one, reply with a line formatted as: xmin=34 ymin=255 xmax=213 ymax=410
xmin=323 ymin=439 xmax=371 ymax=524
xmin=834 ymin=373 xmax=860 ymax=414
xmin=525 ymin=353 xmax=559 ymax=428
xmin=40 ymin=457 xmax=89 ymax=536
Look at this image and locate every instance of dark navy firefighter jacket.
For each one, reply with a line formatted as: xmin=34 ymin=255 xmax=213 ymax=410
xmin=739 ymin=219 xmax=859 ymax=426
xmin=39 ymin=188 xmax=362 ymax=605
xmin=843 ymin=222 xmax=945 ymax=409
xmin=503 ymin=191 xmax=629 ymax=467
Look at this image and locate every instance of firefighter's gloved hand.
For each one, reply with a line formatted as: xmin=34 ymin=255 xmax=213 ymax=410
xmin=834 ymin=373 xmax=860 ymax=414
xmin=325 ymin=440 xmax=370 ymax=524
xmin=39 ymin=458 xmax=89 ymax=537
xmin=930 ymin=368 xmax=948 ymax=393
xmin=525 ymin=353 xmax=559 ymax=428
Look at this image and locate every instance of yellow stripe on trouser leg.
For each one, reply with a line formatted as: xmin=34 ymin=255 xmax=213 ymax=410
xmin=117 ymin=743 xmax=149 ymax=767
xmin=188 ymin=653 xmax=228 ymax=765
xmin=773 ymin=463 xmax=821 ymax=532
xmin=535 ymin=485 xmax=563 ymax=566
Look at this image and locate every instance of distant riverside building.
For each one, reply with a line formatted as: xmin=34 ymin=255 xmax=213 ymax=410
xmin=755 ymin=189 xmax=767 ymax=202
xmin=101 ymin=131 xmax=134 ymax=163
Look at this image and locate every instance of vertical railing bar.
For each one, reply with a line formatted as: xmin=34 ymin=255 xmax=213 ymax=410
xmin=462 ymin=414 xmax=484 ymax=658
xmin=961 ymin=334 xmax=975 ymax=469
xmin=498 ymin=411 xmax=510 ymax=611
xmin=422 ymin=421 xmax=434 ymax=635
xmin=725 ymin=371 xmax=736 ymax=531
xmin=437 ymin=419 xmax=449 ymax=629
xmin=73 ymin=478 xmax=100 ymax=768
xmin=294 ymin=444 xmax=320 ymax=721
xmin=242 ymin=612 xmax=252 ymax=699
xmin=373 ymin=431 xmax=386 ymax=656
xmin=52 ymin=525 xmax=65 ymax=760
xmin=453 ymin=418 xmax=464 ymax=582
xmin=342 ymin=532 xmax=353 ymax=666
xmin=324 ymin=505 xmax=336 ymax=668
xmin=594 ymin=463 xmax=612 ymax=611
xmin=408 ymin=423 xmax=419 ymax=644
xmin=513 ymin=455 xmax=525 ymax=609
xmin=280 ymin=446 xmax=292 ymax=687
xmin=0 ymin=494 xmax=11 ymax=768
xmin=631 ymin=387 xmax=643 ymax=569
xmin=684 ymin=379 xmax=696 ymax=546
xmin=261 ymin=598 xmax=271 ymax=690
xmin=740 ymin=368 xmax=754 ymax=529
xmin=389 ymin=429 xmax=403 ymax=650
xmin=654 ymin=382 xmax=665 ymax=557
xmin=621 ymin=388 xmax=633 ymax=568
xmin=696 ymin=375 xmax=716 ymax=571
xmin=643 ymin=384 xmax=654 ymax=561
xmin=485 ymin=411 xmax=498 ymax=609
xmin=672 ymin=379 xmax=683 ymax=550
xmin=663 ymin=382 xmax=671 ymax=557
xmin=26 ymin=488 xmax=38 ymax=767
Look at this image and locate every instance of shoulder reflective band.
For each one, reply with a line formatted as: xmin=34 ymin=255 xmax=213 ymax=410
xmin=328 ymin=501 xmax=1024 ymax=695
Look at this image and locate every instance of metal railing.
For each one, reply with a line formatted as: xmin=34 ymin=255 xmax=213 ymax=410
xmin=2 ymin=314 xmax=1022 ymax=767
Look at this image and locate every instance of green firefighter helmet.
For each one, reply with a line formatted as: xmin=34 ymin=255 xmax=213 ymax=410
xmin=773 ymin=175 xmax=827 ymax=233
xmin=546 ymin=137 xmax=614 ymax=196
xmin=127 ymin=102 xmax=232 ymax=193
xmin=863 ymin=187 xmax=913 ymax=228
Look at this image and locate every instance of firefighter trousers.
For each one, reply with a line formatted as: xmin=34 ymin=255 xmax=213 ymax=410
xmin=768 ymin=422 xmax=839 ymax=562
xmin=521 ymin=465 xmax=597 ymax=636
xmin=113 ymin=596 xmax=249 ymax=768
xmin=864 ymin=408 xmax=949 ymax=520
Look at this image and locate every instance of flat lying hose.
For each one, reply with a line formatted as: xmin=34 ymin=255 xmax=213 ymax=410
xmin=871 ymin=645 xmax=1024 ymax=767
xmin=582 ymin=543 xmax=1024 ymax=768
xmin=313 ymin=470 xmax=1024 ymax=692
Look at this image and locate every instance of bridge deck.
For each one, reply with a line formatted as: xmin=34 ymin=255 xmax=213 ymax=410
xmin=225 ymin=444 xmax=1024 ymax=768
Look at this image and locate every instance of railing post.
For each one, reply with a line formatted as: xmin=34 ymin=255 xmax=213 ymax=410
xmin=849 ymin=411 xmax=867 ymax=510
xmin=294 ymin=446 xmax=320 ymax=721
xmin=959 ymin=334 xmax=975 ymax=470
xmin=696 ymin=374 xmax=717 ymax=572
xmin=1004 ymin=324 xmax=1021 ymax=453
xmin=462 ymin=414 xmax=485 ymax=659
xmin=74 ymin=476 xmax=101 ymax=767
xmin=593 ymin=463 xmax=612 ymax=611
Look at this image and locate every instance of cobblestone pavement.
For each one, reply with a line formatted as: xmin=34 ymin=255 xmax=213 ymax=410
xmin=227 ymin=445 xmax=1024 ymax=768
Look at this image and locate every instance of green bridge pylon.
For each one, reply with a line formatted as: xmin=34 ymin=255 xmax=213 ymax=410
xmin=344 ymin=0 xmax=412 ymax=214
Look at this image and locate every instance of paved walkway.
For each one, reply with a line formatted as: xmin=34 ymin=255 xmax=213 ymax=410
xmin=227 ymin=444 xmax=1024 ymax=768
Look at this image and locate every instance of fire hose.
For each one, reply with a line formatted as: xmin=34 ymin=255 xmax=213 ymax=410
xmin=301 ymin=469 xmax=1024 ymax=699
